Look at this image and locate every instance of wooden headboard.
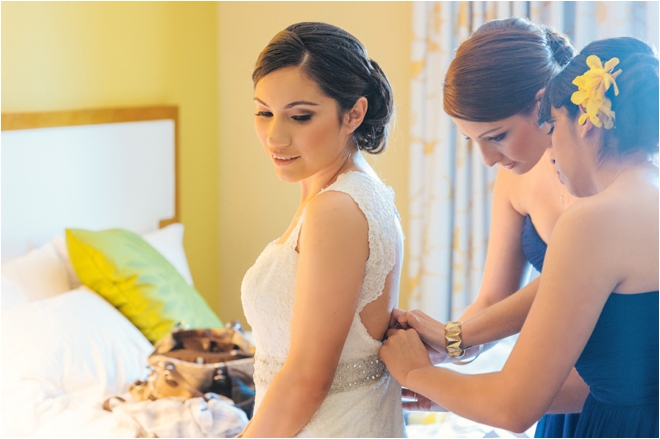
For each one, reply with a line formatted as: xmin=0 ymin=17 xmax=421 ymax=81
xmin=1 ymin=106 xmax=179 ymax=259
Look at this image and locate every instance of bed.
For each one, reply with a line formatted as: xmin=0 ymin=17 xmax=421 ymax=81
xmin=1 ymin=106 xmax=531 ymax=438
xmin=1 ymin=107 xmax=246 ymax=437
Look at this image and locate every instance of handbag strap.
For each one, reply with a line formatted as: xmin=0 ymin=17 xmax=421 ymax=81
xmin=102 ymin=396 xmax=126 ymax=411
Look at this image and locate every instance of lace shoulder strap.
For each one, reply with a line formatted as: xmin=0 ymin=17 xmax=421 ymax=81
xmin=321 ymin=171 xmax=400 ymax=312
xmin=282 ymin=211 xmax=306 ymax=251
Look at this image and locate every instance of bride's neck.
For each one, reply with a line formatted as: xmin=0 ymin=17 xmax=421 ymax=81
xmin=299 ymin=149 xmax=364 ymax=202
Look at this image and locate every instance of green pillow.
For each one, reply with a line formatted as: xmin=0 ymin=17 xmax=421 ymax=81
xmin=66 ymin=228 xmax=222 ymax=343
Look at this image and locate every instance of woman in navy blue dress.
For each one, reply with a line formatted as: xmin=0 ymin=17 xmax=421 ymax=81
xmin=392 ymin=17 xmax=584 ymax=436
xmin=383 ymin=37 xmax=658 ymax=437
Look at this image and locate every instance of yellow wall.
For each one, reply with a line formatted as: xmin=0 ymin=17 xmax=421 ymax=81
xmin=2 ymin=1 xmax=413 ymax=327
xmin=217 ymin=2 xmax=412 ymax=327
xmin=1 ymin=2 xmax=222 ymax=315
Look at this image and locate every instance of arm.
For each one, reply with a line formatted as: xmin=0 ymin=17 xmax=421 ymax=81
xmin=389 ymin=170 xmax=535 ymax=363
xmin=382 ymin=203 xmax=619 ymax=432
xmin=455 ymin=276 xmax=540 ymax=363
xmin=392 ymin=256 xmax=587 ymax=414
xmin=461 ymin=276 xmax=539 ymax=347
xmin=390 ymin=275 xmax=540 ymax=364
xmin=545 ymin=368 xmax=589 ymax=414
xmin=242 ymin=191 xmax=369 ymax=437
xmin=397 ymin=354 xmax=588 ymax=415
xmin=460 ymin=168 xmax=529 ymax=320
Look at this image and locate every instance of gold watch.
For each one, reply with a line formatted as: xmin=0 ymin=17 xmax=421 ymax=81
xmin=445 ymin=321 xmax=465 ymax=358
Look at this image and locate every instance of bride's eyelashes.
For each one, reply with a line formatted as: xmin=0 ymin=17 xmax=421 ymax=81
xmin=292 ymin=114 xmax=313 ymax=122
xmin=254 ymin=111 xmax=313 ymax=123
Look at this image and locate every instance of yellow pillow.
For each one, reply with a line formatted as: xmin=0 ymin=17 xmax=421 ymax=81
xmin=66 ymin=228 xmax=222 ymax=343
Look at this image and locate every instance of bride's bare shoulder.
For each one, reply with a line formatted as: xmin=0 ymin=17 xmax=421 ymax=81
xmin=301 ymin=189 xmax=368 ymax=245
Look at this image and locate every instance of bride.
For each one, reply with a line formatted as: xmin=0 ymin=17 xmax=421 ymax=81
xmin=239 ymin=22 xmax=405 ymax=437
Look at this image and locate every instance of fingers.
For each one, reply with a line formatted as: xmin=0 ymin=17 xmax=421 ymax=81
xmin=402 ymin=393 xmax=449 ymax=413
xmin=402 ymin=401 xmax=424 ymax=411
xmin=389 ymin=308 xmax=424 ymax=330
xmin=386 ymin=326 xmax=423 ymax=344
xmin=404 ymin=310 xmax=448 ymax=352
xmin=386 ymin=328 xmax=401 ymax=339
xmin=391 ymin=308 xmax=404 ymax=320
xmin=402 ymin=310 xmax=429 ymax=332
xmin=393 ymin=309 xmax=412 ymax=329
xmin=383 ymin=328 xmax=427 ymax=358
xmin=403 ymin=310 xmax=420 ymax=330
xmin=381 ymin=328 xmax=433 ymax=387
xmin=402 ymin=388 xmax=417 ymax=400
xmin=389 ymin=308 xmax=405 ymax=328
xmin=402 ymin=388 xmax=420 ymax=410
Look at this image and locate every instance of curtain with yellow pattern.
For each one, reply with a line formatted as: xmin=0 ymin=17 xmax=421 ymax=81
xmin=408 ymin=1 xmax=659 ymax=321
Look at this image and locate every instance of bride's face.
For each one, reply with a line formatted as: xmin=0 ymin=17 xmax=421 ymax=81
xmin=253 ymin=66 xmax=352 ymax=183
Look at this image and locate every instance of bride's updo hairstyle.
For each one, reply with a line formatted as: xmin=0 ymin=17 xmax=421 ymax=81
xmin=253 ymin=22 xmax=394 ymax=154
xmin=444 ymin=17 xmax=575 ymax=122
xmin=539 ymin=37 xmax=659 ymax=161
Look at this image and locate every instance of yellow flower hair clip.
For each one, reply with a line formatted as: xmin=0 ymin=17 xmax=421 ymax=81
xmin=570 ymin=55 xmax=622 ymax=129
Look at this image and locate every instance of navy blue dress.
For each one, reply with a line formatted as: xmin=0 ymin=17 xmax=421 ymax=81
xmin=521 ymin=215 xmax=582 ymax=438
xmin=573 ymin=291 xmax=659 ymax=437
xmin=522 ymin=215 xmax=659 ymax=437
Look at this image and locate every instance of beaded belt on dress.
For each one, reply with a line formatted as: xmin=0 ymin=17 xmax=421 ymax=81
xmin=254 ymin=354 xmax=389 ymax=395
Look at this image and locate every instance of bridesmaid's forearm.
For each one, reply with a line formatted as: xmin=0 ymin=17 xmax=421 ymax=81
xmin=405 ymin=365 xmax=539 ymax=433
xmin=425 ymin=277 xmax=539 ymax=364
xmin=462 ymin=276 xmax=540 ymax=348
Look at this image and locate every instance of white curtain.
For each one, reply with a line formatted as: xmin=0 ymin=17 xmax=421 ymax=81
xmin=408 ymin=1 xmax=659 ymax=321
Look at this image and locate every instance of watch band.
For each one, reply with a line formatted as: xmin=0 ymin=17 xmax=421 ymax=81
xmin=454 ymin=344 xmax=484 ymax=365
xmin=445 ymin=321 xmax=465 ymax=358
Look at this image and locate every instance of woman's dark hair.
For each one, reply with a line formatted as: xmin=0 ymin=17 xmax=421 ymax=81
xmin=539 ymin=37 xmax=659 ymax=161
xmin=444 ymin=17 xmax=575 ymax=122
xmin=252 ymin=22 xmax=394 ymax=154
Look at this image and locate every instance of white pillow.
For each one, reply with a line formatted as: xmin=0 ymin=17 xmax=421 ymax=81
xmin=1 ymin=287 xmax=153 ymax=398
xmin=53 ymin=222 xmax=194 ymax=286
xmin=1 ymin=240 xmax=71 ymax=302
xmin=143 ymin=223 xmax=195 ymax=285
xmin=52 ymin=235 xmax=83 ymax=289
xmin=1 ymin=277 xmax=28 ymax=312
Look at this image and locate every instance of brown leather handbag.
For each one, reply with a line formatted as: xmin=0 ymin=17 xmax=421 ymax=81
xmin=128 ymin=323 xmax=256 ymax=417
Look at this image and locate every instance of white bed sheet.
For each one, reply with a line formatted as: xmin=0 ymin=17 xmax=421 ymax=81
xmin=3 ymin=383 xmax=133 ymax=438
xmin=1 ymin=289 xmax=153 ymax=438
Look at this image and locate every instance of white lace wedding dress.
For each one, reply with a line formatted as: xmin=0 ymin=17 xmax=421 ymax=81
xmin=241 ymin=171 xmax=406 ymax=438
